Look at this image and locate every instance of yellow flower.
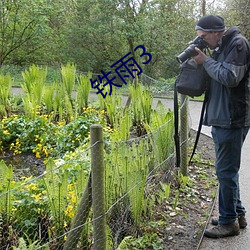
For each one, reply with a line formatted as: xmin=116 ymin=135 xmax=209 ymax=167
xmin=43 ymin=147 xmax=49 ymax=157
xmin=26 ymin=183 xmax=37 ymax=191
xmin=3 ymin=130 xmax=9 ymax=135
xmin=71 ymin=195 xmax=76 ymax=204
xmin=14 ymin=149 xmax=22 ymax=155
xmin=12 ymin=207 xmax=17 ymax=212
xmin=65 ymin=205 xmax=74 ymax=218
xmin=36 ymin=152 xmax=41 ymax=159
xmin=32 ymin=193 xmax=42 ymax=201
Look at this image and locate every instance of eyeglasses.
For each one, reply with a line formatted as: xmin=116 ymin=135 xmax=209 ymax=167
xmin=199 ymin=32 xmax=214 ymax=40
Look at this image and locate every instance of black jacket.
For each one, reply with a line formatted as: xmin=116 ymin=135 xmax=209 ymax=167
xmin=203 ymin=26 xmax=250 ymax=128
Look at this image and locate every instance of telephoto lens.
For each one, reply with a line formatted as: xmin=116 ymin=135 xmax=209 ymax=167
xmin=176 ymin=36 xmax=208 ymax=63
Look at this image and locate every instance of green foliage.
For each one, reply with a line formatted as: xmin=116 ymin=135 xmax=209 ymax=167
xmin=172 ymin=190 xmax=180 ymax=210
xmin=0 ymin=65 xmax=25 ymax=85
xmin=64 ymin=0 xmax=201 ymax=78
xmin=43 ymin=85 xmax=56 ymax=113
xmin=0 ymin=115 xmax=57 ymax=156
xmin=0 ymin=0 xmax=228 ymax=78
xmin=12 ymin=176 xmax=48 ymax=240
xmin=43 ymin=159 xmax=69 ymax=230
xmin=103 ymin=90 xmax=123 ymax=129
xmin=49 ymin=63 xmax=78 ymax=122
xmin=178 ymin=172 xmax=192 ymax=189
xmin=158 ymin=182 xmax=171 ymax=203
xmin=117 ymin=233 xmax=163 ymax=250
xmin=109 ymin=109 xmax=132 ymax=141
xmin=105 ymin=135 xmax=153 ymax=228
xmin=13 ymin=235 xmax=47 ymax=250
xmin=76 ymin=72 xmax=92 ymax=111
xmin=0 ymin=73 xmax=12 ymax=116
xmin=0 ymin=161 xmax=14 ymax=222
xmin=0 ymin=76 xmax=179 ymax=248
xmin=0 ymin=145 xmax=91 ymax=248
xmin=129 ymin=84 xmax=153 ymax=126
xmin=145 ymin=100 xmax=175 ymax=163
xmin=0 ymin=0 xmax=52 ymax=65
xmin=21 ymin=65 xmax=47 ymax=118
xmin=61 ymin=63 xmax=76 ymax=101
xmin=0 ymin=108 xmax=102 ymax=158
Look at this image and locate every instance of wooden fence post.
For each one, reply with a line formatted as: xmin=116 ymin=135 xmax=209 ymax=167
xmin=180 ymin=94 xmax=188 ymax=176
xmin=91 ymin=124 xmax=106 ymax=250
xmin=63 ymin=175 xmax=92 ymax=250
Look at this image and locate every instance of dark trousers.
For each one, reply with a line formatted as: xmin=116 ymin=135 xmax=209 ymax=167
xmin=211 ymin=126 xmax=249 ymax=225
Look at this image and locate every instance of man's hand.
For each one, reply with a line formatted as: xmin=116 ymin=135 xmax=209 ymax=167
xmin=192 ymin=47 xmax=207 ymax=64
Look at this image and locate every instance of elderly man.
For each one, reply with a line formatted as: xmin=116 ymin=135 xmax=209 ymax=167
xmin=192 ymin=15 xmax=250 ymax=238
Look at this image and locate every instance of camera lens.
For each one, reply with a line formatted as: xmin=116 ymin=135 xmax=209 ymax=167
xmin=176 ymin=44 xmax=198 ymax=63
xmin=176 ymin=36 xmax=208 ymax=63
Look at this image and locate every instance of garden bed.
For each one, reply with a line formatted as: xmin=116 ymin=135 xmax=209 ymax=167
xmin=0 ymin=130 xmax=217 ymax=250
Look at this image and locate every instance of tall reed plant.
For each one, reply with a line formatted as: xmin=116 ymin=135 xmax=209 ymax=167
xmin=105 ymin=137 xmax=153 ymax=226
xmin=0 ymin=73 xmax=12 ymax=117
xmin=76 ymin=72 xmax=91 ymax=113
xmin=60 ymin=63 xmax=76 ymax=102
xmin=43 ymin=158 xmax=89 ymax=235
xmin=145 ymin=100 xmax=175 ymax=164
xmin=21 ymin=65 xmax=47 ymax=118
xmin=43 ymin=159 xmax=68 ymax=230
xmin=109 ymin=109 xmax=132 ymax=141
xmin=52 ymin=82 xmax=73 ymax=122
xmin=0 ymin=161 xmax=14 ymax=222
xmin=129 ymin=84 xmax=153 ymax=127
xmin=101 ymin=88 xmax=123 ymax=128
xmin=43 ymin=84 xmax=56 ymax=114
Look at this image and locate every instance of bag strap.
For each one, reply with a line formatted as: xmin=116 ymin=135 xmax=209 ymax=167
xmin=188 ymin=91 xmax=208 ymax=164
xmin=174 ymin=80 xmax=180 ymax=168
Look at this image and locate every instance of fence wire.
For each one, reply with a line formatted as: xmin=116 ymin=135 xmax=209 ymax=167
xmin=0 ymin=71 xmax=192 ymax=249
xmin=0 ymin=118 xmax=182 ymax=249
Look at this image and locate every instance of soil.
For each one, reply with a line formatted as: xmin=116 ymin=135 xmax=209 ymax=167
xmin=0 ymin=152 xmax=45 ymax=180
xmin=158 ymin=130 xmax=217 ymax=250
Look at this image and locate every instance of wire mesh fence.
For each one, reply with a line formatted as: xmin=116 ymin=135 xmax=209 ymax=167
xmin=0 ymin=105 xmax=192 ymax=249
xmin=0 ymin=68 xmax=191 ymax=249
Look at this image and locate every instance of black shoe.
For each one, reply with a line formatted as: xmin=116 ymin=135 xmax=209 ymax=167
xmin=211 ymin=214 xmax=247 ymax=229
xmin=204 ymin=222 xmax=240 ymax=238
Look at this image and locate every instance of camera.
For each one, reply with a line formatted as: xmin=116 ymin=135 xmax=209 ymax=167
xmin=176 ymin=36 xmax=208 ymax=64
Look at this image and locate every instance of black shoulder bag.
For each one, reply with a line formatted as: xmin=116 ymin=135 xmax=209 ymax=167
xmin=174 ymin=58 xmax=210 ymax=168
xmin=175 ymin=58 xmax=208 ymax=97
